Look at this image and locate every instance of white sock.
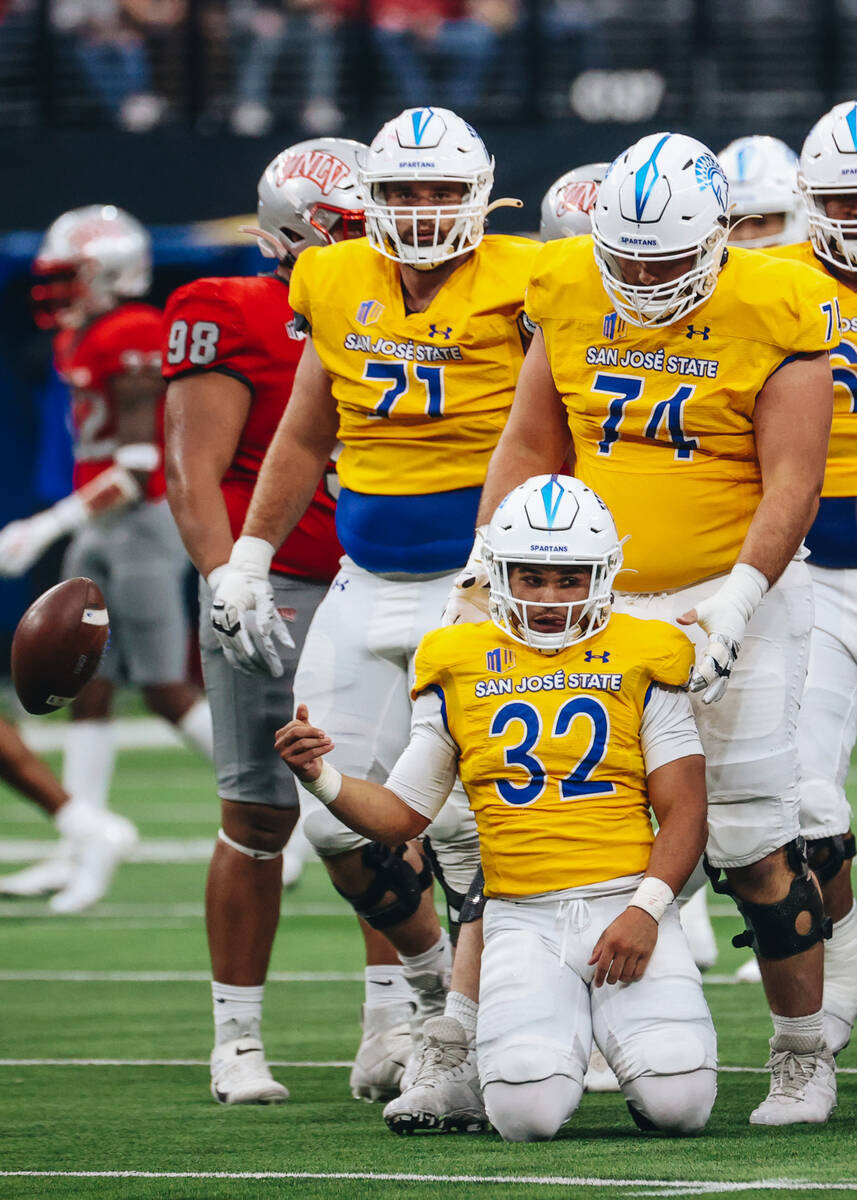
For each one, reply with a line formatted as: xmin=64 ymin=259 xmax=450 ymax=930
xmin=771 ymin=1010 xmax=825 ymax=1053
xmin=445 ymin=990 xmax=478 ymax=1040
xmin=364 ymin=964 xmax=411 ymax=1005
xmin=212 ymin=981 xmax=264 ymax=1044
xmin=176 ymin=698 xmax=214 ymax=760
xmin=399 ymin=931 xmax=452 ymax=994
xmin=64 ymin=720 xmax=116 ymax=811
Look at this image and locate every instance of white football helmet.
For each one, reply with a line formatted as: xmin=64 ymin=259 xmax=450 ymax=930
xmin=252 ymin=137 xmax=367 ymax=265
xmin=592 ymin=132 xmax=730 ymax=328
xmin=361 ymin=106 xmax=494 ymax=268
xmin=540 ymin=163 xmax=608 ymax=241
xmin=718 ymin=136 xmax=805 ymax=247
xmin=799 ymin=100 xmax=857 ymax=273
xmin=32 ymin=205 xmax=151 ymax=330
xmin=484 ymin=474 xmax=624 ymax=653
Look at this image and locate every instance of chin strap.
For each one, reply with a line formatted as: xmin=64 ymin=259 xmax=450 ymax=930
xmin=485 ymin=197 xmax=524 ymax=215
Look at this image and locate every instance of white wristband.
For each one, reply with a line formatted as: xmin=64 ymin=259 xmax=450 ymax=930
xmin=115 ymin=442 xmax=161 ymax=472
xmin=628 ymin=877 xmax=675 ymax=924
xmin=229 ymin=535 xmax=275 ymax=578
xmin=300 ymin=760 xmax=342 ymax=806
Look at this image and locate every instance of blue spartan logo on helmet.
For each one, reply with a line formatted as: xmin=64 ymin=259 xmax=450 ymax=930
xmin=634 ymin=134 xmax=671 ymax=221
xmin=695 ymin=153 xmax=729 ymax=212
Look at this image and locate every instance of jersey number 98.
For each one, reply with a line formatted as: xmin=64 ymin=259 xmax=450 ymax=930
xmin=166 ymin=320 xmax=221 ymax=366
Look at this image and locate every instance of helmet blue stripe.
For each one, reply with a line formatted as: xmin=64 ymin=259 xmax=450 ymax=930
xmin=540 ymin=478 xmax=564 ymax=529
xmin=412 ymin=108 xmax=434 ymax=146
xmin=847 ymin=105 xmax=857 ymax=152
xmin=634 ymin=134 xmax=671 ymax=221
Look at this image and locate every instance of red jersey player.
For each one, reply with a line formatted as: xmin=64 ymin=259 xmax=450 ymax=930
xmin=0 ymin=206 xmax=212 ymax=914
xmin=162 ymin=138 xmax=366 ymax=1106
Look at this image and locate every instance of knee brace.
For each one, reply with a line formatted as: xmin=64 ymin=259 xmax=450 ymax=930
xmin=421 ymin=836 xmax=467 ymax=944
xmin=334 ymin=840 xmax=433 ymax=931
xmin=806 ymin=833 xmax=856 ymax=887
xmin=705 ymin=839 xmax=832 ymax=960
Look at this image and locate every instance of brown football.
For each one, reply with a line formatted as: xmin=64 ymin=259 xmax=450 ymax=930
xmin=11 ymin=577 xmax=109 ymax=715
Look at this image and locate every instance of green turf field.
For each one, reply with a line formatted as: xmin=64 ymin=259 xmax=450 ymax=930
xmin=1 ymin=742 xmax=856 ymax=1199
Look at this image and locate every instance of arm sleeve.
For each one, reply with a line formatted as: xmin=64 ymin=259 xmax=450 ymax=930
xmin=385 ymin=689 xmax=460 ymax=821
xmin=641 ymin=684 xmax=703 ymax=774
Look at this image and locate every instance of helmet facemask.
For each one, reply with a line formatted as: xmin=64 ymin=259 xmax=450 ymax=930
xmin=364 ymin=170 xmax=493 ymax=268
xmin=592 ymin=220 xmax=729 ymax=329
xmin=799 ymin=178 xmax=857 ymax=274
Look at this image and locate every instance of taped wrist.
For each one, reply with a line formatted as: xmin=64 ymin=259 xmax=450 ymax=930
xmin=300 ymin=760 xmax=342 ymax=806
xmin=229 ymin=535 xmax=275 ymax=579
xmin=628 ymin=876 xmax=675 ymax=924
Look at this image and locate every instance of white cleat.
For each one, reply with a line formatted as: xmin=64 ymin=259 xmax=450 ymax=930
xmin=749 ymin=1042 xmax=837 ymax=1126
xmin=48 ymin=813 xmax=138 ymax=915
xmin=583 ymin=1044 xmax=621 ymax=1093
xmin=0 ymin=851 xmax=73 ymax=896
xmin=679 ymin=887 xmax=718 ymax=971
xmin=735 ymin=956 xmax=762 ymax=983
xmin=210 ymin=1037 xmax=289 ymax=1105
xmin=383 ymin=1015 xmax=488 ymax=1135
xmin=350 ymin=1001 xmax=414 ymax=1102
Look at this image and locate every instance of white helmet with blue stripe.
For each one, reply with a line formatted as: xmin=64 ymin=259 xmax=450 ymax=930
xmin=591 ymin=132 xmax=730 ymax=328
xmin=718 ymin=136 xmax=805 ymax=247
xmin=484 ymin=474 xmax=624 ymax=653
xmin=361 ymin=106 xmax=495 ymax=267
xmin=799 ymin=100 xmax=857 ymax=273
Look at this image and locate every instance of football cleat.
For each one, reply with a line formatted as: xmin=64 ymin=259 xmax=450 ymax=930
xmin=350 ymin=1001 xmax=414 ymax=1102
xmin=48 ymin=812 xmax=138 ymax=915
xmin=383 ymin=1015 xmax=488 ymax=1135
xmin=0 ymin=849 xmax=73 ymax=896
xmin=735 ymin=956 xmax=762 ymax=983
xmin=749 ymin=1041 xmax=836 ymax=1126
xmin=583 ymin=1044 xmax=621 ymax=1093
xmin=822 ymin=903 xmax=857 ymax=1055
xmin=210 ymin=1036 xmax=289 ymax=1105
xmin=679 ymin=888 xmax=718 ymax=971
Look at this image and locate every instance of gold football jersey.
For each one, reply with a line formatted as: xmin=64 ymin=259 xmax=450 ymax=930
xmin=766 ymin=241 xmax=854 ymax=498
xmin=526 ymin=240 xmax=839 ymax=591
xmin=412 ymin=614 xmax=695 ymax=897
xmin=289 ymin=235 xmax=540 ymax=496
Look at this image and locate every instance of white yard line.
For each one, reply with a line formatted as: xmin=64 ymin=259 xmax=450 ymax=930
xmin=0 ymin=1172 xmax=855 ymax=1195
xmin=0 ymin=969 xmax=362 ymax=981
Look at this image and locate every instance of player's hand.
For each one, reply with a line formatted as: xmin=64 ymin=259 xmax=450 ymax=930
xmin=209 ymin=537 xmax=294 ymax=677
xmin=442 ymin=525 xmax=491 ymax=626
xmin=677 ymin=563 xmax=769 ymax=705
xmin=275 ymin=704 xmax=334 ymax=782
xmin=0 ymin=505 xmax=77 ymax=577
xmin=588 ymin=907 xmax=658 ymax=987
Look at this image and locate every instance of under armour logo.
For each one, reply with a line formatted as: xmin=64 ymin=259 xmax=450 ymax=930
xmin=686 ymin=325 xmax=710 ymax=340
xmin=332 ymin=578 xmax=349 ymax=592
xmin=429 ymin=323 xmax=452 ymax=339
xmin=584 ymin=649 xmax=610 ymax=663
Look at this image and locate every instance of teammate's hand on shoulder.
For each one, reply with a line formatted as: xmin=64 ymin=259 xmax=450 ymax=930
xmin=588 ymin=907 xmax=658 ymax=987
xmin=275 ymin=704 xmax=334 ymax=781
xmin=677 ymin=563 xmax=769 ymax=705
xmin=442 ymin=525 xmax=491 ymax=626
xmin=209 ymin=536 xmax=294 ymax=677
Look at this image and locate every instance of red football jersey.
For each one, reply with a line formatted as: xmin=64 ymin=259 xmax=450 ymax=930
xmin=161 ymin=274 xmax=341 ymax=583
xmin=53 ymin=303 xmax=166 ymax=501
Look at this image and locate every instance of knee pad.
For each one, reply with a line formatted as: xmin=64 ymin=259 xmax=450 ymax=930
xmin=624 ymin=1069 xmax=716 ymax=1136
xmin=707 ymin=839 xmax=832 ymax=960
xmin=302 ymin=801 xmax=367 ymax=858
xmin=483 ymin=1076 xmax=581 ymax=1143
xmin=806 ymin=833 xmax=856 ymax=886
xmin=334 ymin=841 xmax=433 ymax=931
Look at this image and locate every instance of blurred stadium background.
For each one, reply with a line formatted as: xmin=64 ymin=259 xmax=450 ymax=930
xmin=2 ymin=0 xmax=857 ymax=659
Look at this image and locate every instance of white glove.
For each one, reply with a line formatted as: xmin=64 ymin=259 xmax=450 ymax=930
xmin=209 ymin=536 xmax=295 ymax=677
xmin=0 ymin=495 xmax=86 ymax=577
xmin=442 ymin=526 xmax=491 ymax=626
xmin=678 ymin=563 xmax=769 ymax=705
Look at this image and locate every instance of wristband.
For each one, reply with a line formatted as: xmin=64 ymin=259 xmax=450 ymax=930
xmin=115 ymin=442 xmax=161 ymax=472
xmin=230 ymin=535 xmax=275 ymax=578
xmin=628 ymin=876 xmax=675 ymax=924
xmin=300 ymin=759 xmax=342 ymax=806
xmin=206 ymin=564 xmax=229 ymax=591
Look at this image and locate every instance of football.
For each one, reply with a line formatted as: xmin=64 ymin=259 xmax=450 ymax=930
xmin=11 ymin=577 xmax=109 ymax=714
